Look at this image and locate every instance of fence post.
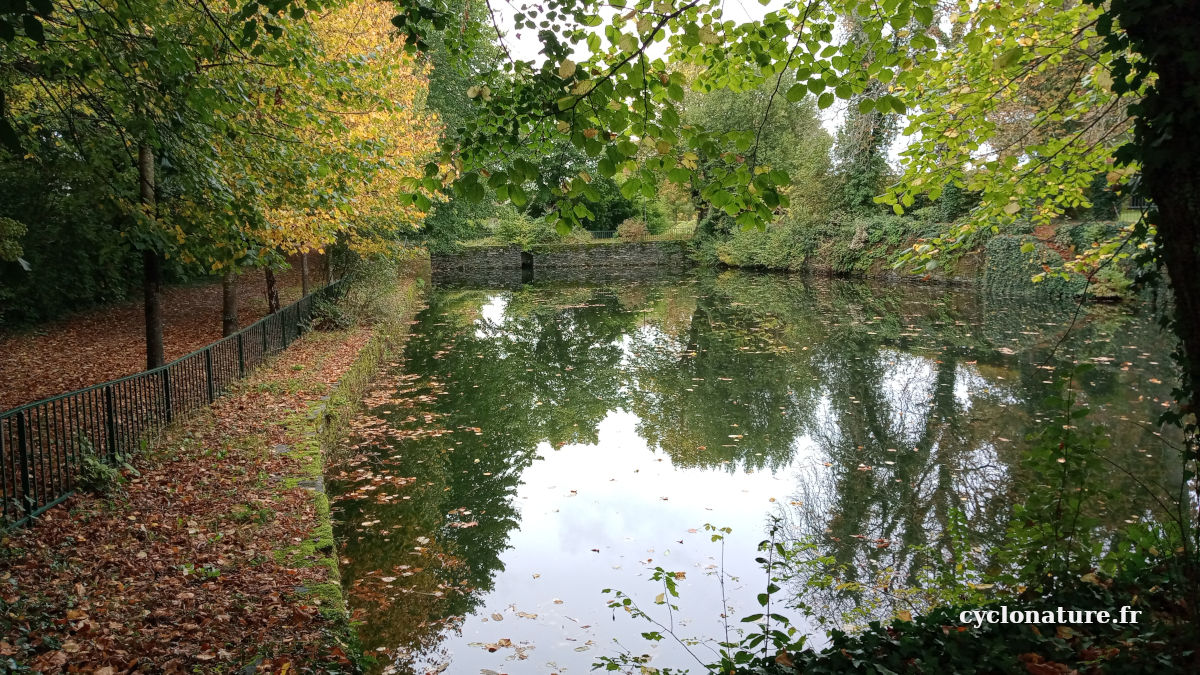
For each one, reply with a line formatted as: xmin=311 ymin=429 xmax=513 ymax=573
xmin=204 ymin=348 xmax=215 ymax=403
xmin=15 ymin=411 xmax=32 ymax=517
xmin=262 ymin=320 xmax=269 ymax=356
xmin=162 ymin=368 xmax=173 ymax=423
xmin=237 ymin=333 xmax=245 ymax=376
xmin=103 ymin=386 xmax=117 ymax=462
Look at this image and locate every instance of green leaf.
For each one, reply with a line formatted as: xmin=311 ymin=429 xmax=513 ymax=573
xmin=996 ymin=46 xmax=1024 ymax=69
xmin=817 ymin=93 xmax=834 ymax=109
xmin=510 ymin=185 xmax=528 ymax=207
xmin=785 ymin=83 xmax=806 ymax=102
xmin=598 ymin=157 xmax=616 ymax=178
xmin=462 ymin=176 xmax=485 ymax=203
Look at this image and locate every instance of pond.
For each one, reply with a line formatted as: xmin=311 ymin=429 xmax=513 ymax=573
xmin=329 ymin=270 xmax=1182 ymax=675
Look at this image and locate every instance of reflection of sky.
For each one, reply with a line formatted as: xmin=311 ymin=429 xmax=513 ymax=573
xmin=413 ymin=410 xmax=817 ymax=673
xmin=363 ymin=278 xmax=1181 ymax=673
xmin=474 ymin=294 xmax=509 ymax=339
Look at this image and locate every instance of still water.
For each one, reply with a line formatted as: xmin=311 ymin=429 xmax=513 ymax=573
xmin=329 ymin=270 xmax=1180 ymax=674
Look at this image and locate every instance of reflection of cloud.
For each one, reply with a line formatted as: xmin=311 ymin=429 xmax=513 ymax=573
xmin=478 ymin=294 xmax=509 ymax=325
xmin=877 ymin=349 xmax=936 ymax=445
xmin=434 ymin=410 xmax=820 ymax=673
xmin=474 ymin=293 xmax=510 ymax=340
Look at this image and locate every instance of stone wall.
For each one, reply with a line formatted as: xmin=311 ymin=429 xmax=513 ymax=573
xmin=430 ymin=245 xmax=524 ymax=272
xmin=530 ymin=241 xmax=691 ymax=270
xmin=431 ymin=241 xmax=693 ymax=286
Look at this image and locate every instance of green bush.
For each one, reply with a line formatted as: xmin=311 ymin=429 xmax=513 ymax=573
xmin=0 ymin=163 xmax=151 ymax=326
xmin=336 ymin=252 xmax=425 ymax=325
xmin=304 ymin=294 xmax=353 ymax=331
xmin=491 ymin=208 xmax=560 ymax=249
xmin=564 ymin=227 xmax=595 ymax=243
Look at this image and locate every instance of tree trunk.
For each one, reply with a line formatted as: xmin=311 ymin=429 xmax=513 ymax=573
xmin=1123 ymin=2 xmax=1200 ymax=415
xmin=300 ymin=252 xmax=310 ymax=296
xmin=143 ymin=250 xmax=164 ymax=369
xmin=139 ymin=144 xmax=164 ymax=370
xmin=221 ymin=271 xmax=239 ymax=336
xmin=265 ymin=267 xmax=280 ymax=314
xmin=1150 ymin=193 xmax=1200 ymax=408
xmin=323 ymin=251 xmax=333 ymax=284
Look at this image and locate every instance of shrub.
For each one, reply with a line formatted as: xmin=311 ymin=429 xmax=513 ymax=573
xmin=492 ymin=208 xmax=559 ymax=248
xmin=1054 ymin=221 xmax=1124 ymax=252
xmin=564 ymin=227 xmax=595 ymax=243
xmin=336 ymin=252 xmax=425 ymax=325
xmin=617 ymin=218 xmax=649 ymax=241
xmin=75 ymin=437 xmax=127 ymax=495
xmin=304 ymin=294 xmax=353 ymax=331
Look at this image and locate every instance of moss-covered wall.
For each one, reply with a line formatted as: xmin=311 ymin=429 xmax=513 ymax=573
xmin=275 ymin=274 xmax=424 ymax=670
xmin=430 ymin=240 xmax=694 ymax=285
xmin=530 ymin=240 xmax=691 ymax=269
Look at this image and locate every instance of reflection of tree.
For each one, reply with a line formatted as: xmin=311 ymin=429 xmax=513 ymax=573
xmin=758 ymin=276 xmax=1183 ymax=627
xmin=330 ymin=284 xmax=645 ymax=672
xmin=330 ymin=270 xmax=1182 ymax=668
xmin=627 ymin=287 xmax=816 ymax=472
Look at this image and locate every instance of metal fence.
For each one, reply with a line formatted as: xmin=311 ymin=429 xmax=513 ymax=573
xmin=0 ymin=279 xmax=347 ymax=528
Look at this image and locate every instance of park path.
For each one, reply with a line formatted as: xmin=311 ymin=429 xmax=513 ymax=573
xmin=0 ymin=259 xmax=322 ymax=411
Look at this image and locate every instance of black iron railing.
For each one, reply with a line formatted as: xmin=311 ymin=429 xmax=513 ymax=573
xmin=0 ymin=278 xmax=347 ymax=528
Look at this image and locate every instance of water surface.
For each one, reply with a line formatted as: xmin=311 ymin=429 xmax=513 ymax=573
xmin=330 ymin=271 xmax=1180 ymax=674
